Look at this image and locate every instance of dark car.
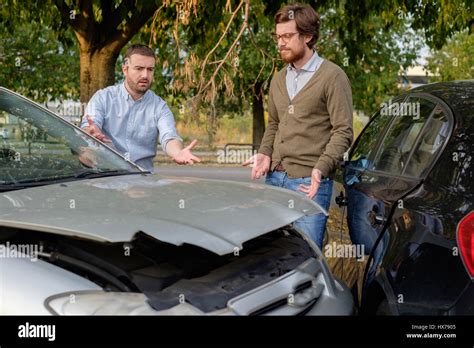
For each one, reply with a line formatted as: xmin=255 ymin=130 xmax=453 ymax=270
xmin=334 ymin=80 xmax=473 ymax=315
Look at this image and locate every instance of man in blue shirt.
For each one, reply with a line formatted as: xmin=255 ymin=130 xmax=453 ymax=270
xmin=80 ymin=44 xmax=200 ymax=171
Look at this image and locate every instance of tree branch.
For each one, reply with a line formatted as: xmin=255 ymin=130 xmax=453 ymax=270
xmin=196 ymin=0 xmax=245 ymax=92
xmin=108 ymin=0 xmax=134 ymax=33
xmin=105 ymin=2 xmax=159 ymax=52
xmin=246 ymin=25 xmax=277 ymax=96
xmin=53 ymin=0 xmax=96 ymax=49
xmin=78 ymin=0 xmax=94 ymax=23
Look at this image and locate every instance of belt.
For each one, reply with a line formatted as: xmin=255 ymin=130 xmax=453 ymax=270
xmin=274 ymin=163 xmax=286 ymax=172
xmin=274 ymin=163 xmax=327 ymax=179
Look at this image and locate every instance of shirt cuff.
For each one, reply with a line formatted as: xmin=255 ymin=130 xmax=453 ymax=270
xmin=257 ymin=147 xmax=273 ymax=157
xmin=79 ymin=117 xmax=102 ymax=129
xmin=314 ymin=160 xmax=331 ymax=178
xmin=162 ymin=136 xmax=183 ymax=152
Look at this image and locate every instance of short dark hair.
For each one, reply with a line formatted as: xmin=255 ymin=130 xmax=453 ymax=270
xmin=123 ymin=44 xmax=155 ymax=65
xmin=275 ymin=3 xmax=321 ymax=49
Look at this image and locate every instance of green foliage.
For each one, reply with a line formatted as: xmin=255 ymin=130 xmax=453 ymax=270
xmin=319 ymin=11 xmax=422 ymax=114
xmin=0 ymin=0 xmax=472 ymax=121
xmin=0 ymin=22 xmax=80 ymax=102
xmin=426 ymin=31 xmax=474 ymax=81
xmin=144 ymin=0 xmax=471 ymax=119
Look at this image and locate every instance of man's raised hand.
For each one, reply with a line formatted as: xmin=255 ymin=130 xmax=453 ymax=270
xmin=297 ymin=168 xmax=323 ymax=199
xmin=242 ymin=153 xmax=271 ymax=180
xmin=172 ymin=139 xmax=201 ymax=165
xmin=83 ymin=115 xmax=112 ymax=144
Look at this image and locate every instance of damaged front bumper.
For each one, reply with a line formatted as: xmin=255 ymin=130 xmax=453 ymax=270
xmin=45 ymin=256 xmax=354 ymax=316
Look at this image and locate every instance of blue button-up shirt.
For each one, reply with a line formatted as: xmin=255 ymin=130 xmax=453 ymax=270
xmin=286 ymin=51 xmax=324 ymax=100
xmin=80 ymin=83 xmax=182 ymax=172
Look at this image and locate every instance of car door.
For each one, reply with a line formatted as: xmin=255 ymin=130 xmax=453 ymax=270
xmin=336 ymin=93 xmax=454 ymax=309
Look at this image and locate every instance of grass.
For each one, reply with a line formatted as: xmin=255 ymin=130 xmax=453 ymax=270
xmin=175 ymin=112 xmax=253 ymax=148
xmin=175 ymin=111 xmax=368 ymax=149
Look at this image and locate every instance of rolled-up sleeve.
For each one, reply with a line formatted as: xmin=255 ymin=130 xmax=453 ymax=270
xmin=156 ymin=102 xmax=182 ymax=151
xmin=80 ymin=91 xmax=106 ymax=129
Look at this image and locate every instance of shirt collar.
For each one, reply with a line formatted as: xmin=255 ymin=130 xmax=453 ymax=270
xmin=119 ymin=82 xmax=131 ymax=100
xmin=120 ymin=82 xmax=149 ymax=102
xmin=287 ymin=50 xmax=321 ymax=73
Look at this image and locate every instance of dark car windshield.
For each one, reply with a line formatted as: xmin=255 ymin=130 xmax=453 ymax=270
xmin=0 ymin=88 xmax=144 ymax=188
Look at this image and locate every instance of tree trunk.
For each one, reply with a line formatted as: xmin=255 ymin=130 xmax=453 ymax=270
xmin=79 ymin=47 xmax=120 ymax=104
xmin=53 ymin=1 xmax=159 ymax=105
xmin=252 ymin=82 xmax=265 ymax=149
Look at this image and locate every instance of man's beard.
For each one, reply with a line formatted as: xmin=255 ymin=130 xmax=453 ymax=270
xmin=279 ymin=47 xmax=306 ymax=64
xmin=128 ymin=79 xmax=151 ymax=94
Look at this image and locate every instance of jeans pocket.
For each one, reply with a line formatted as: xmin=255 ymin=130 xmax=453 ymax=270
xmin=266 ymin=171 xmax=284 ymax=187
xmin=318 ymin=179 xmax=333 ymax=195
xmin=265 ymin=172 xmax=275 ymax=185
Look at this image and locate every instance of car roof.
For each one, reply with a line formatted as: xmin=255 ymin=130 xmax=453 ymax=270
xmin=409 ymin=80 xmax=474 ymax=119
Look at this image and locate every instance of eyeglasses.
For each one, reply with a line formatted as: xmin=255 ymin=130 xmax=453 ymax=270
xmin=271 ymin=32 xmax=300 ymax=43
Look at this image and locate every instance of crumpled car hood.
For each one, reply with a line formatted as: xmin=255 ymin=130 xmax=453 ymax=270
xmin=0 ymin=174 xmax=325 ymax=255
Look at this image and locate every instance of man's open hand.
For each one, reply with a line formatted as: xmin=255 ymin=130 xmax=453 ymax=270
xmin=82 ymin=115 xmax=113 ymax=144
xmin=242 ymin=153 xmax=271 ymax=180
xmin=172 ymin=139 xmax=201 ymax=165
xmin=297 ymin=168 xmax=323 ymax=199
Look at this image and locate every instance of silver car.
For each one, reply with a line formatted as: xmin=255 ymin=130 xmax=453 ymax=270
xmin=0 ymin=87 xmax=353 ymax=315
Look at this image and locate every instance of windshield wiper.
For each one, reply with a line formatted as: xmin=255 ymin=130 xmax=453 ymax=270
xmin=0 ymin=178 xmax=65 ymax=192
xmin=73 ymin=169 xmax=147 ymax=179
xmin=0 ymin=170 xmax=148 ymax=192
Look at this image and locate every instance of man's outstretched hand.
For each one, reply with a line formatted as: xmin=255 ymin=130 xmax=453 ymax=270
xmin=82 ymin=115 xmax=113 ymax=144
xmin=297 ymin=168 xmax=323 ymax=199
xmin=172 ymin=139 xmax=201 ymax=165
xmin=242 ymin=153 xmax=271 ymax=180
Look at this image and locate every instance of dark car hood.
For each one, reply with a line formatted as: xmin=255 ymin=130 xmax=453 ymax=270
xmin=0 ymin=174 xmax=324 ymax=255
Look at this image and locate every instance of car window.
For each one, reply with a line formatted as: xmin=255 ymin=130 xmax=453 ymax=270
xmin=0 ymin=88 xmax=142 ymax=185
xmin=372 ymin=97 xmax=436 ymax=175
xmin=403 ymin=105 xmax=450 ymax=177
xmin=350 ymin=104 xmax=397 ymax=169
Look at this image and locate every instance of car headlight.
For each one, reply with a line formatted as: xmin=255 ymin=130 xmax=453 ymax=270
xmin=44 ymin=290 xmax=203 ymax=315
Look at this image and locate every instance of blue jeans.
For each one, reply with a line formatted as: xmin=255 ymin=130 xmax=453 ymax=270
xmin=346 ymin=186 xmax=389 ymax=283
xmin=265 ymin=171 xmax=333 ymax=249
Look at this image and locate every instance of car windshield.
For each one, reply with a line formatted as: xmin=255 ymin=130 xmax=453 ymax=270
xmin=0 ymin=88 xmax=144 ymax=188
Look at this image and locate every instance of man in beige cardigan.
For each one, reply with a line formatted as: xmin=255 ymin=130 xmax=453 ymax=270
xmin=243 ymin=3 xmax=353 ymax=248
